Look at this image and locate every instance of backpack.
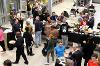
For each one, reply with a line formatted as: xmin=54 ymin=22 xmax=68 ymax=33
xmin=42 ymin=43 xmax=48 ymax=57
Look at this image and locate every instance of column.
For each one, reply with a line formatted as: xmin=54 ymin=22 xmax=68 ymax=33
xmin=48 ymin=0 xmax=52 ymax=16
xmin=3 ymin=0 xmax=7 ymax=23
xmin=20 ymin=0 xmax=23 ymax=10
xmin=20 ymin=0 xmax=27 ymax=11
xmin=90 ymin=0 xmax=92 ymax=4
xmin=3 ymin=0 xmax=8 ymax=50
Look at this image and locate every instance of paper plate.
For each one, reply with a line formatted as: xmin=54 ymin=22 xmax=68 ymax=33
xmin=9 ymin=40 xmax=16 ymax=44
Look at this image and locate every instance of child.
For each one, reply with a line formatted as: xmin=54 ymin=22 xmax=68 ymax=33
xmin=88 ymin=53 xmax=99 ymax=66
xmin=55 ymin=40 xmax=65 ymax=58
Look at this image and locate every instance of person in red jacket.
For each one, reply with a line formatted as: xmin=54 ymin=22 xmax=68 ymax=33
xmin=88 ymin=53 xmax=99 ymax=66
xmin=80 ymin=17 xmax=88 ymax=26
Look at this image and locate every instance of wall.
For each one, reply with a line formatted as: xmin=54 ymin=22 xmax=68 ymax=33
xmin=92 ymin=0 xmax=100 ymax=4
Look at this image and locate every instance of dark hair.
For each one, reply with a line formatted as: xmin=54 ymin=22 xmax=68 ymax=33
xmin=64 ymin=11 xmax=69 ymax=18
xmin=52 ymin=12 xmax=55 ymax=14
xmin=92 ymin=53 xmax=98 ymax=59
xmin=16 ymin=31 xmax=21 ymax=37
xmin=25 ymin=27 xmax=29 ymax=32
xmin=51 ymin=25 xmax=56 ymax=29
xmin=3 ymin=59 xmax=12 ymax=66
xmin=56 ymin=59 xmax=60 ymax=63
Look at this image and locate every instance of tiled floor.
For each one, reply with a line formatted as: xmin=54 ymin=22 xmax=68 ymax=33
xmin=0 ymin=0 xmax=75 ymax=66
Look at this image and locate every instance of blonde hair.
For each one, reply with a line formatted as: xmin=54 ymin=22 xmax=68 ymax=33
xmin=58 ymin=40 xmax=62 ymax=43
xmin=49 ymin=34 xmax=54 ymax=38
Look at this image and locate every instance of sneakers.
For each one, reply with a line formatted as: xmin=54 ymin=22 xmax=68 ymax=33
xmin=24 ymin=61 xmax=28 ymax=65
xmin=30 ymin=53 xmax=35 ymax=56
xmin=44 ymin=62 xmax=49 ymax=65
xmin=12 ymin=61 xmax=28 ymax=65
xmin=12 ymin=62 xmax=18 ymax=64
xmin=27 ymin=53 xmax=35 ymax=56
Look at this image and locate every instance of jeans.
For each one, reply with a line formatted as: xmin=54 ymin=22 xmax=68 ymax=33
xmin=47 ymin=49 xmax=54 ymax=63
xmin=62 ymin=35 xmax=68 ymax=47
xmin=35 ymin=31 xmax=42 ymax=46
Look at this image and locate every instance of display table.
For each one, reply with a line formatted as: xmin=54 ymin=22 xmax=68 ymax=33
xmin=4 ymin=29 xmax=14 ymax=50
xmin=68 ymin=32 xmax=100 ymax=44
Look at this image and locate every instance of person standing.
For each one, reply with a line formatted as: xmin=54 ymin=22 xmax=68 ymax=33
xmin=88 ymin=14 xmax=94 ymax=29
xmin=45 ymin=34 xmax=55 ymax=65
xmin=82 ymin=34 xmax=96 ymax=66
xmin=12 ymin=32 xmax=28 ymax=64
xmin=50 ymin=26 xmax=59 ymax=47
xmin=26 ymin=15 xmax=34 ymax=27
xmin=50 ymin=12 xmax=58 ymax=22
xmin=70 ymin=46 xmax=83 ymax=66
xmin=26 ymin=15 xmax=35 ymax=34
xmin=88 ymin=53 xmax=99 ymax=66
xmin=24 ymin=21 xmax=33 ymax=34
xmin=0 ymin=26 xmax=6 ymax=52
xmin=59 ymin=22 xmax=70 ymax=48
xmin=27 ymin=1 xmax=31 ymax=17
xmin=23 ymin=27 xmax=34 ymax=56
xmin=34 ymin=16 xmax=43 ymax=48
xmin=55 ymin=40 xmax=65 ymax=58
xmin=32 ymin=7 xmax=39 ymax=21
xmin=12 ymin=18 xmax=21 ymax=40
xmin=17 ymin=11 xmax=24 ymax=30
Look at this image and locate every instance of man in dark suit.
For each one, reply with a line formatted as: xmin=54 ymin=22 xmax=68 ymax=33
xmin=32 ymin=7 xmax=39 ymax=21
xmin=82 ymin=34 xmax=96 ymax=66
xmin=12 ymin=32 xmax=28 ymax=64
xmin=35 ymin=16 xmax=43 ymax=48
xmin=12 ymin=18 xmax=21 ymax=40
xmin=88 ymin=14 xmax=94 ymax=29
xmin=70 ymin=46 xmax=83 ymax=66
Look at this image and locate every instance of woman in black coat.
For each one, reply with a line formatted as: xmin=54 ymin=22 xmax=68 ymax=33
xmin=82 ymin=34 xmax=96 ymax=66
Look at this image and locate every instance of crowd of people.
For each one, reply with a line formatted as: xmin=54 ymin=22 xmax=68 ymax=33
xmin=0 ymin=1 xmax=100 ymax=66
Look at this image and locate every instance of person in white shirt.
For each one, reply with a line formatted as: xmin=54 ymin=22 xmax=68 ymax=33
xmin=26 ymin=15 xmax=35 ymax=32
